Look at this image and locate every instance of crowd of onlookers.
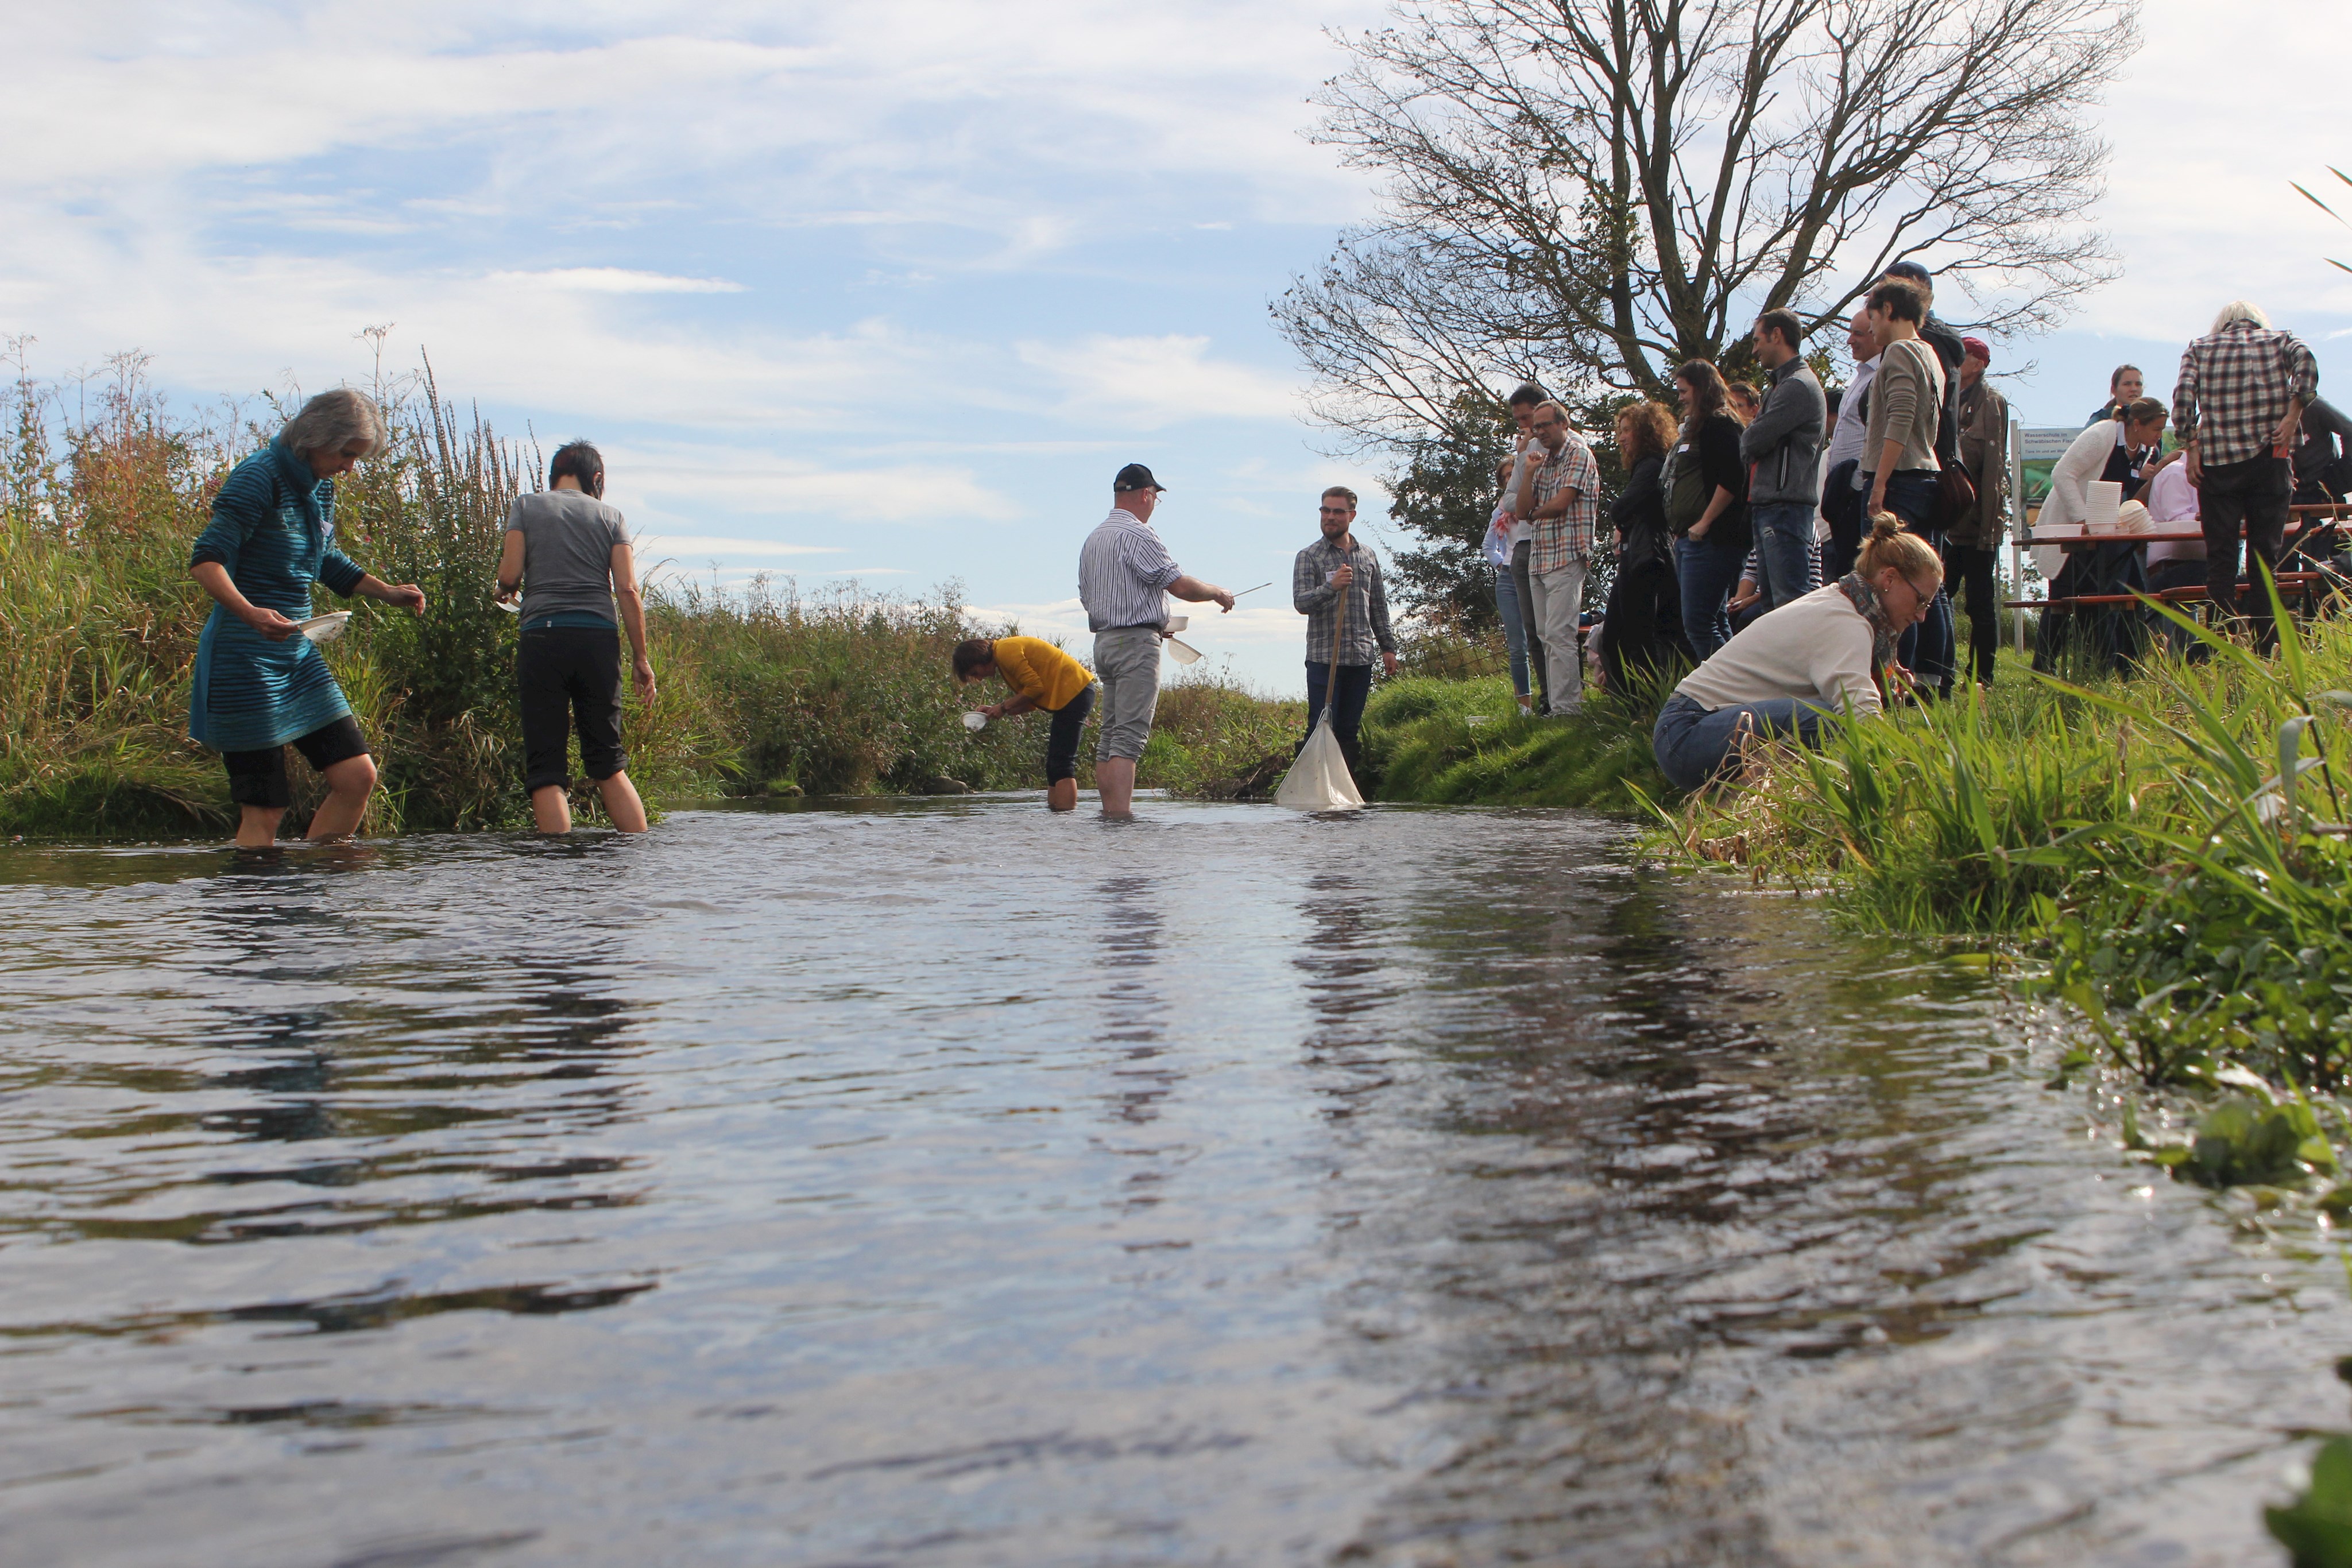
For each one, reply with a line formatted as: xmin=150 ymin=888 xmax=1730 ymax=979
xmin=1481 ymin=260 xmax=2352 ymax=789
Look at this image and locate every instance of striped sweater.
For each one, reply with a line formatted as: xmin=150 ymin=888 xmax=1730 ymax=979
xmin=187 ymin=441 xmax=368 ymax=752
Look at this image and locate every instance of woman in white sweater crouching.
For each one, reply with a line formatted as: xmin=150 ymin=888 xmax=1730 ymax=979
xmin=1651 ymin=513 xmax=1942 ymax=791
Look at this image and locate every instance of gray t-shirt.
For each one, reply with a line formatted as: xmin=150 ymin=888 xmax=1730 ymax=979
xmin=508 ymin=490 xmax=629 ymax=626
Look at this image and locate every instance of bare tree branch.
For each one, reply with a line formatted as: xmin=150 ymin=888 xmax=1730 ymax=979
xmin=1276 ymin=0 xmax=2140 ymax=448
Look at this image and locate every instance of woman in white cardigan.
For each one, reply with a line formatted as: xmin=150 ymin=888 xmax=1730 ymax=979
xmin=1651 ymin=513 xmax=1942 ymax=791
xmin=2030 ymin=398 xmax=2171 ymax=582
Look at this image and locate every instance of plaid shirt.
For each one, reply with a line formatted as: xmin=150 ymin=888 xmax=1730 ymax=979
xmin=2174 ymin=319 xmax=2319 ymax=467
xmin=1526 ymin=433 xmax=1602 ymax=573
xmin=1291 ymin=535 xmax=1395 ymax=665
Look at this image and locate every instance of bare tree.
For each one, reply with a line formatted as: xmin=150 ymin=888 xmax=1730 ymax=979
xmin=1278 ymin=0 xmax=2141 ymax=444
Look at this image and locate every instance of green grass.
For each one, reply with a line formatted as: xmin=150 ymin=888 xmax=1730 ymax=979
xmin=1357 ymin=674 xmax=1671 ymax=810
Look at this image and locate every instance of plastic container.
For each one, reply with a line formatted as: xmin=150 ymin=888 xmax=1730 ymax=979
xmin=962 ymin=710 xmax=988 ymax=731
xmin=297 ymin=612 xmax=351 ymax=644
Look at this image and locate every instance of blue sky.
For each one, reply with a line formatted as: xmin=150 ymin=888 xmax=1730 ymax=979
xmin=8 ymin=1 xmax=2351 ymax=694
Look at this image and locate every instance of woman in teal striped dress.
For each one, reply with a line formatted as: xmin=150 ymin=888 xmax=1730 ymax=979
xmin=188 ymin=389 xmax=427 ymax=849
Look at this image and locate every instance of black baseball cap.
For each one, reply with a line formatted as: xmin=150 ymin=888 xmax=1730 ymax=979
xmin=1113 ymin=463 xmax=1166 ymax=493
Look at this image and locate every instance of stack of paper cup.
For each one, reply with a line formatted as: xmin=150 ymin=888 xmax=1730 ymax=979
xmin=2086 ymin=479 xmax=2122 ymax=535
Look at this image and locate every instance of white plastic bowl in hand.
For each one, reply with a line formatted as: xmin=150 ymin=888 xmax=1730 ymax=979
xmin=297 ymin=611 xmax=351 ymax=644
xmin=1163 ymin=615 xmax=1187 ymax=634
xmin=963 ymin=710 xmax=988 ymax=731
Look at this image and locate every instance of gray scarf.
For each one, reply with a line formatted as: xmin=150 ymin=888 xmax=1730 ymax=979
xmin=1835 ymin=572 xmax=1899 ymax=671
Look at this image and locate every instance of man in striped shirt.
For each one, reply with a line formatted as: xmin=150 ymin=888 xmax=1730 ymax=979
xmin=1077 ymin=463 xmax=1235 ymax=818
xmin=2175 ymin=301 xmax=2319 ymax=651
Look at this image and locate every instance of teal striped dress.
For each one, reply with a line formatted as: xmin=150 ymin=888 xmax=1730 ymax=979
xmin=188 ymin=441 xmax=369 ymax=753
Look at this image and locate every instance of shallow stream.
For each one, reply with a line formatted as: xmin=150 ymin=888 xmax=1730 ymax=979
xmin=0 ymin=798 xmax=2342 ymax=1566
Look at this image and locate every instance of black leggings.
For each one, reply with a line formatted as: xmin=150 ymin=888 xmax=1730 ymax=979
xmin=1045 ymin=684 xmax=1097 ymax=784
xmin=519 ymin=627 xmax=628 ymax=792
xmin=222 ymin=715 xmax=370 ymax=809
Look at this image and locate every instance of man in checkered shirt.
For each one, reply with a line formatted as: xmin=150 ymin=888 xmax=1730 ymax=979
xmin=2175 ymin=301 xmax=2319 ymax=650
xmin=1510 ymin=399 xmax=1603 ymax=714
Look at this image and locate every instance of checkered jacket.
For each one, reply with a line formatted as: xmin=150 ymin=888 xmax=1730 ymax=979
xmin=1292 ymin=536 xmax=1395 ymax=666
xmin=1526 ymin=433 xmax=1602 ymax=573
xmin=2175 ymin=319 xmax=2320 ymax=467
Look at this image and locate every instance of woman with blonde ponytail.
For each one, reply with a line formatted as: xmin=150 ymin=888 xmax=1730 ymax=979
xmin=1650 ymin=512 xmax=1941 ymax=791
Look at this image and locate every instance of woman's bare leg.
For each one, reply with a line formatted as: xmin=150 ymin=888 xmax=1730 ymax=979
xmin=235 ymin=804 xmax=286 ymax=849
xmin=1047 ymin=777 xmax=1078 ymax=812
xmin=595 ymin=771 xmax=648 ymax=833
xmin=306 ymin=754 xmax=378 ymax=841
xmin=531 ymin=785 xmax=573 ymax=834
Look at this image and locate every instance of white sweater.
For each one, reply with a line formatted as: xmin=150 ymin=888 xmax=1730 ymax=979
xmin=1673 ymin=583 xmax=1882 ymax=716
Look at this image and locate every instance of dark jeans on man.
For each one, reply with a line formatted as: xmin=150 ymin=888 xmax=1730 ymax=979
xmin=1510 ymin=540 xmax=1545 ymax=708
xmin=2198 ymin=453 xmax=2293 ymax=651
xmin=1676 ymin=533 xmax=1747 ymax=662
xmin=1874 ymin=470 xmax=1952 ymax=689
xmin=1942 ymin=541 xmax=1999 ymax=690
xmin=1751 ymin=500 xmax=1819 ymax=611
xmin=1303 ymin=661 xmax=1375 ymax=775
xmin=1821 ymin=459 xmax=1864 ymax=582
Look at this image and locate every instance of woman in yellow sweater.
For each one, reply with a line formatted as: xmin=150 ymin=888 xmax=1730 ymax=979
xmin=952 ymin=636 xmax=1100 ymax=811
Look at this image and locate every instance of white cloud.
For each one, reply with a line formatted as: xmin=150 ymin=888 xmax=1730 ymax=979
xmin=1017 ymin=334 xmax=1302 ymax=428
xmin=492 ymin=269 xmax=746 ymax=295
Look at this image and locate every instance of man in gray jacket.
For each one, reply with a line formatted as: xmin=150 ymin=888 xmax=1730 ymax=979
xmin=1740 ymin=308 xmax=1827 ymax=611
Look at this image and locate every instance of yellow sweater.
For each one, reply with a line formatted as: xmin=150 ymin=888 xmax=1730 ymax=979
xmin=993 ymin=636 xmax=1094 ymax=711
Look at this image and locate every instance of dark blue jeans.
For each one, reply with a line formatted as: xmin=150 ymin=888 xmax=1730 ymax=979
xmin=1751 ymin=500 xmax=1819 ymax=611
xmin=1651 ymin=691 xmax=1836 ymax=792
xmin=1677 ymin=533 xmax=1748 ymax=661
xmin=1874 ymin=470 xmax=1952 ymax=688
xmin=1303 ymin=661 xmax=1375 ymax=774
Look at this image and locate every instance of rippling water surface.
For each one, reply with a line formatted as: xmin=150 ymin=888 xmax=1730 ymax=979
xmin=0 ymin=797 xmax=2343 ymax=1566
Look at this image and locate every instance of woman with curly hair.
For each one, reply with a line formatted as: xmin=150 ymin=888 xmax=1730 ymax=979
xmin=1595 ymin=400 xmax=1689 ymax=693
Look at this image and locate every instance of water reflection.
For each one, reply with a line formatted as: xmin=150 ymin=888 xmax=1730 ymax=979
xmin=0 ymin=806 xmax=2341 ymax=1567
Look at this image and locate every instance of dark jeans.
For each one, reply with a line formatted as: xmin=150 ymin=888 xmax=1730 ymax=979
xmin=1510 ymin=540 xmax=1545 ymax=706
xmin=1045 ymin=682 xmax=1097 ymax=785
xmin=1303 ymin=661 xmax=1375 ymax=774
xmin=519 ymin=626 xmax=628 ymax=792
xmin=1942 ymin=541 xmax=1999 ymax=688
xmin=1751 ymin=500 xmax=1819 ymax=611
xmin=1821 ymin=459 xmax=1864 ymax=582
xmin=222 ymin=715 xmax=370 ymax=809
xmin=1676 ymin=533 xmax=1747 ymax=661
xmin=2199 ymin=453 xmax=2293 ymax=651
xmin=1874 ymin=470 xmax=1952 ymax=688
xmin=1651 ymin=691 xmax=1835 ymax=792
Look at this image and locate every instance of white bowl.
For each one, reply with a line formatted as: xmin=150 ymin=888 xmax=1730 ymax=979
xmin=1163 ymin=615 xmax=1188 ymax=634
xmin=297 ymin=611 xmax=351 ymax=643
xmin=962 ymin=710 xmax=987 ymax=731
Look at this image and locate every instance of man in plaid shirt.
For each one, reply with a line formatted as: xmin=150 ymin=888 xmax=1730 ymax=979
xmin=2175 ymin=301 xmax=2319 ymax=650
xmin=1292 ymin=486 xmax=1398 ymax=774
xmin=1511 ymin=399 xmax=1603 ymax=713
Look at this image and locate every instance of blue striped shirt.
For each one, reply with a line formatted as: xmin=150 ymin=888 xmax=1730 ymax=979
xmin=187 ymin=441 xmax=368 ymax=752
xmin=1077 ymin=508 xmax=1181 ymax=632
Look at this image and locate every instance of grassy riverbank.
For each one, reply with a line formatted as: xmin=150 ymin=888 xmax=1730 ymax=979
xmin=0 ymin=356 xmax=1302 ymax=837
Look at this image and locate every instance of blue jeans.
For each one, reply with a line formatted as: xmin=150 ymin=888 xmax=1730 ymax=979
xmin=1492 ymin=564 xmax=1530 ymax=697
xmin=1874 ymin=470 xmax=1952 ymax=688
xmin=1303 ymin=661 xmax=1375 ymax=774
xmin=1751 ymin=500 xmax=1819 ymax=611
xmin=1650 ymin=691 xmax=1835 ymax=792
xmin=1677 ymin=534 xmax=1747 ymax=661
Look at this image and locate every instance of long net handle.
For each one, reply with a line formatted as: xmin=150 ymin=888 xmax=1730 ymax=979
xmin=1325 ymin=545 xmax=1351 ymax=724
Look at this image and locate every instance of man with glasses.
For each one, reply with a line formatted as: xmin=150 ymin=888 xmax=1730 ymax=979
xmin=1512 ymin=400 xmax=1603 ymax=714
xmin=1077 ymin=463 xmax=1235 ymax=819
xmin=1291 ymin=485 xmax=1398 ymax=777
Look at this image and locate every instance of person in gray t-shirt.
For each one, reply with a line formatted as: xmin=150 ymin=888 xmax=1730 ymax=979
xmin=496 ymin=441 xmax=657 ymax=834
